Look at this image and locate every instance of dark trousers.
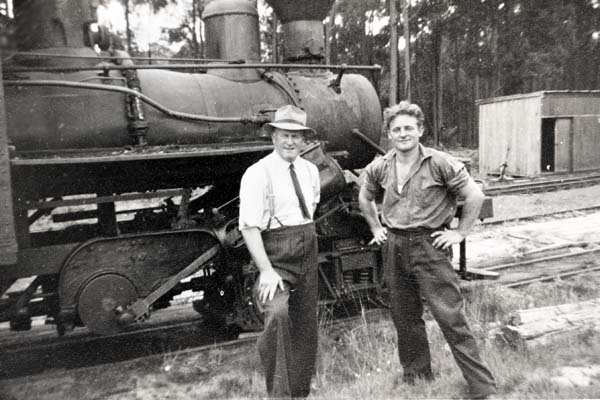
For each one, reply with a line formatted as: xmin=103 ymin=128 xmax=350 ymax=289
xmin=255 ymin=223 xmax=319 ymax=398
xmin=384 ymin=229 xmax=496 ymax=397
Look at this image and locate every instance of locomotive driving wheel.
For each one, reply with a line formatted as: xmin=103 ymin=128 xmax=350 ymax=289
xmin=77 ymin=274 xmax=138 ymax=335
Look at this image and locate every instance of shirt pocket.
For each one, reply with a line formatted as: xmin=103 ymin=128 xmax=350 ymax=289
xmin=414 ymin=175 xmax=442 ymax=203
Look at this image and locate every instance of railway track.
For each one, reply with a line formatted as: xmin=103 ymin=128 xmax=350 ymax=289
xmin=2 ymin=247 xmax=598 ymax=384
xmin=0 ymin=305 xmax=385 ymax=383
xmin=484 ymin=173 xmax=600 ymax=196
xmin=2 ymin=206 xmax=600 ymax=382
xmin=467 ymin=241 xmax=600 ymax=289
xmin=0 ymin=305 xmax=238 ymax=380
xmin=482 ymin=204 xmax=600 ymax=226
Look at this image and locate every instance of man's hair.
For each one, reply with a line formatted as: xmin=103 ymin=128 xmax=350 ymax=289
xmin=383 ymin=101 xmax=425 ymax=132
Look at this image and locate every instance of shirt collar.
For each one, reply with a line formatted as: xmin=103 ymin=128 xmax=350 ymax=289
xmin=384 ymin=143 xmax=433 ymax=163
xmin=418 ymin=144 xmax=435 ymax=159
xmin=270 ymin=150 xmax=298 ymax=169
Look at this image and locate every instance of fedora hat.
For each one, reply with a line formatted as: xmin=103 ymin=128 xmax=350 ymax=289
xmin=263 ymin=105 xmax=317 ymax=139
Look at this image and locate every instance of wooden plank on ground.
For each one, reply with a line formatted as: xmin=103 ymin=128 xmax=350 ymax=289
xmin=500 ymin=297 xmax=600 ymax=348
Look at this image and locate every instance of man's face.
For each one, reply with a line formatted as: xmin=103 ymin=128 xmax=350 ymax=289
xmin=272 ymin=128 xmax=306 ymax=162
xmin=388 ymin=114 xmax=423 ymax=153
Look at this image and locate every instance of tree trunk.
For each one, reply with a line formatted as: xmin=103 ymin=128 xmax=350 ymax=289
xmin=272 ymin=13 xmax=278 ymax=63
xmin=125 ymin=0 xmax=132 ymax=53
xmin=191 ymin=0 xmax=200 ymax=58
xmin=453 ymin=34 xmax=463 ymax=145
xmin=472 ymin=74 xmax=480 ymax=147
xmin=490 ymin=25 xmax=500 ymax=96
xmin=325 ymin=1 xmax=336 ymax=65
xmin=360 ymin=7 xmax=368 ymax=65
xmin=431 ymin=25 xmax=442 ymax=146
xmin=402 ymin=0 xmax=411 ymax=102
xmin=389 ymin=0 xmax=398 ymax=106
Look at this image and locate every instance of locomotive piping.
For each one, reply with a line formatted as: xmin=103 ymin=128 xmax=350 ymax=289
xmin=260 ymin=71 xmax=301 ymax=107
xmin=3 ymin=80 xmax=271 ymax=125
xmin=4 ymin=63 xmax=382 ymax=74
xmin=352 ymin=129 xmax=386 ymax=155
xmin=2 ymin=51 xmax=241 ymax=64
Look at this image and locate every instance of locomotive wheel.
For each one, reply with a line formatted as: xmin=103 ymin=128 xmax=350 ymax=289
xmin=77 ymin=274 xmax=138 ymax=335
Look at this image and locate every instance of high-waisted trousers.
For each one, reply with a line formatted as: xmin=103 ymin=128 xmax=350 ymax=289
xmin=384 ymin=228 xmax=496 ymax=397
xmin=255 ymin=222 xmax=319 ymax=398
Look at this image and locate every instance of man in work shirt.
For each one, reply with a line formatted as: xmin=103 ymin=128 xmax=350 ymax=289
xmin=358 ymin=101 xmax=497 ymax=399
xmin=239 ymin=105 xmax=320 ymax=398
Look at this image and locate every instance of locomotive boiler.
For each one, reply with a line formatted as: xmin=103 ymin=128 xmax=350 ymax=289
xmin=0 ymin=0 xmax=386 ymax=335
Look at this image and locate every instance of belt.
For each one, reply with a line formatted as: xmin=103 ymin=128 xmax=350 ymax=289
xmin=386 ymin=226 xmax=446 ymax=237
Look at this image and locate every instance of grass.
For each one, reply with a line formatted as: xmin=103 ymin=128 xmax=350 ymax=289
xmin=310 ymin=275 xmax=600 ymax=399
xmin=142 ymin=274 xmax=600 ymax=399
xmin=4 ymin=276 xmax=599 ymax=400
xmin=142 ymin=274 xmax=599 ymax=399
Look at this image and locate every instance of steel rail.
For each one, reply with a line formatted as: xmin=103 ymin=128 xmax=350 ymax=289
xmin=505 ymin=265 xmax=600 ymax=288
xmin=482 ymin=204 xmax=600 ymax=226
xmin=485 ymin=247 xmax=600 ymax=272
xmin=486 ymin=174 xmax=600 ymax=196
xmin=0 ymin=308 xmax=386 ymax=381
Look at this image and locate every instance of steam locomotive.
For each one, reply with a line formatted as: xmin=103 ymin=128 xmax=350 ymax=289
xmin=0 ymin=0 xmax=389 ymax=336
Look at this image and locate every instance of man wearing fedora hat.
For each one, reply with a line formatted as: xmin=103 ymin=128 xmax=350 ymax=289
xmin=239 ymin=104 xmax=320 ymax=398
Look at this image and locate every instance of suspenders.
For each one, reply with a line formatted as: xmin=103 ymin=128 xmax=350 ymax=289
xmin=261 ymin=160 xmax=283 ymax=231
xmin=260 ymin=158 xmax=314 ymax=231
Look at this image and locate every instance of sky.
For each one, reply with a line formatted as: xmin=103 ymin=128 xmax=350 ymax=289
xmin=97 ymin=0 xmax=401 ymax=53
xmin=97 ymin=1 xmax=191 ymax=52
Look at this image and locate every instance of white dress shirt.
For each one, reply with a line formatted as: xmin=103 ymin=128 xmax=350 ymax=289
xmin=239 ymin=151 xmax=320 ymax=231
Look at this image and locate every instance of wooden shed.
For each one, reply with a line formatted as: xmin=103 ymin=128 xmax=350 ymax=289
xmin=477 ymin=91 xmax=600 ymax=177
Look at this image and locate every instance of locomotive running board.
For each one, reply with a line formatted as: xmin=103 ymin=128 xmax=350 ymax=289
xmin=117 ymin=244 xmax=221 ymax=324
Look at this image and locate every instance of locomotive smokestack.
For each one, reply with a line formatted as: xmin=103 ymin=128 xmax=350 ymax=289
xmin=13 ymin=0 xmax=98 ymax=51
xmin=11 ymin=0 xmax=102 ymax=67
xmin=202 ymin=0 xmax=261 ymax=63
xmin=265 ymin=0 xmax=335 ymax=62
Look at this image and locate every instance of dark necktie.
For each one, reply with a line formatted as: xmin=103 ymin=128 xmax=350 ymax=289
xmin=289 ymin=163 xmax=310 ymax=220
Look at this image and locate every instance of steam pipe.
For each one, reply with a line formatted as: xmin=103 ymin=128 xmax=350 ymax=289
xmin=4 ymin=63 xmax=382 ymax=73
xmin=2 ymin=52 xmax=242 ymax=63
xmin=352 ymin=129 xmax=385 ymax=155
xmin=3 ymin=80 xmax=270 ymax=125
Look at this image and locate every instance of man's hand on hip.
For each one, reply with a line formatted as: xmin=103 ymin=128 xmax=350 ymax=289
xmin=431 ymin=228 xmax=464 ymax=250
xmin=258 ymin=268 xmax=285 ymax=303
xmin=368 ymin=227 xmax=388 ymax=246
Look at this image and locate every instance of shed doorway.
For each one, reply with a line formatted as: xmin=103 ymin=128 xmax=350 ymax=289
xmin=541 ymin=118 xmax=572 ymax=173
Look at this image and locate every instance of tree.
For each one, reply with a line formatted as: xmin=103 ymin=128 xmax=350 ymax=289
xmin=114 ymin=0 xmax=175 ymax=54
xmin=168 ymin=0 xmax=205 ymax=58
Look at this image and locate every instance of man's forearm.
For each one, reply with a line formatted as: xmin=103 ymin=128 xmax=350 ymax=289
xmin=358 ymin=190 xmax=382 ymax=233
xmin=457 ymin=193 xmax=484 ymax=238
xmin=240 ymin=228 xmax=273 ymax=272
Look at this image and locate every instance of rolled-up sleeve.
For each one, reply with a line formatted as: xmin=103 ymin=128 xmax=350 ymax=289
xmin=362 ymin=160 xmax=382 ymax=197
xmin=440 ymin=156 xmax=470 ymax=195
xmin=239 ymin=165 xmax=266 ymax=230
